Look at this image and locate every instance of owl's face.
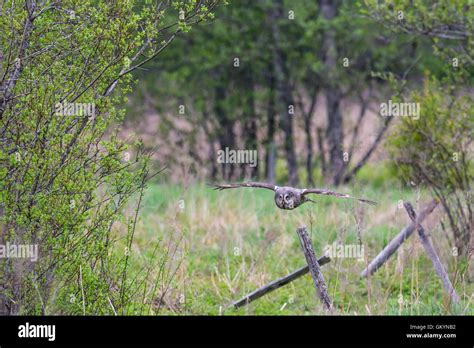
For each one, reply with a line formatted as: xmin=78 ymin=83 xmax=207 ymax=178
xmin=275 ymin=189 xmax=296 ymax=210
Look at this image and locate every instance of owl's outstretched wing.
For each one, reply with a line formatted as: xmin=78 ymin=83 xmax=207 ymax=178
xmin=210 ymin=182 xmax=277 ymax=192
xmin=302 ymin=188 xmax=377 ymax=205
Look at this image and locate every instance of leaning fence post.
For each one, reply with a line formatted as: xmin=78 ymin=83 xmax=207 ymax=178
xmin=403 ymin=202 xmax=460 ymax=304
xmin=296 ymin=226 xmax=333 ymax=312
xmin=230 ymin=256 xmax=331 ymax=309
xmin=361 ymin=199 xmax=439 ymax=277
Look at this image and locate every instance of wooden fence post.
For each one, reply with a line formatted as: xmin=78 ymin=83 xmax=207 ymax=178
xmin=361 ymin=199 xmax=439 ymax=277
xmin=231 ymin=256 xmax=331 ymax=309
xmin=296 ymin=226 xmax=333 ymax=312
xmin=403 ymin=202 xmax=460 ymax=304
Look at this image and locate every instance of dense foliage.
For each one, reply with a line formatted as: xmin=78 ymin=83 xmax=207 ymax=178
xmin=0 ymin=0 xmax=218 ymax=314
xmin=368 ymin=0 xmax=474 ymax=258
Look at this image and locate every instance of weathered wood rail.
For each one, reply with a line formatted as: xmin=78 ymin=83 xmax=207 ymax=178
xmin=231 ymin=226 xmax=332 ymax=311
xmin=361 ymin=199 xmax=439 ymax=277
xmin=296 ymin=226 xmax=333 ymax=312
xmin=231 ymin=255 xmax=330 ymax=308
xmin=230 ymin=198 xmax=459 ymax=311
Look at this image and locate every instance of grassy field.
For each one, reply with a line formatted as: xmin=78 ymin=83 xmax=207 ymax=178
xmin=122 ymin=179 xmax=473 ymax=315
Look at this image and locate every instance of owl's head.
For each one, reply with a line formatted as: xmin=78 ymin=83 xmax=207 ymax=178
xmin=274 ymin=188 xmax=296 ymax=210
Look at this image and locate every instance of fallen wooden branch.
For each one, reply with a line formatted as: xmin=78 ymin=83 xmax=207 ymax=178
xmin=361 ymin=199 xmax=439 ymax=277
xmin=231 ymin=256 xmax=331 ymax=309
xmin=403 ymin=202 xmax=460 ymax=304
xmin=296 ymin=226 xmax=333 ymax=312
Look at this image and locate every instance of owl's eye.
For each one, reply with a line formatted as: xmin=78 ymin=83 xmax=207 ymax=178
xmin=284 ymin=194 xmax=289 ymax=202
xmin=279 ymin=194 xmax=283 ymax=201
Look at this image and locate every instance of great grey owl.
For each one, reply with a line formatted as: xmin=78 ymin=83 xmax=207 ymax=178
xmin=211 ymin=182 xmax=376 ymax=210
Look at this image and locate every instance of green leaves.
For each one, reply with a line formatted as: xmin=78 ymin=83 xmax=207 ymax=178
xmin=0 ymin=0 xmax=219 ymax=314
xmin=388 ymin=76 xmax=473 ymax=253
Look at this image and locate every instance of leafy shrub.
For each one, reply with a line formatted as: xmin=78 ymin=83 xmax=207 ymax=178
xmin=389 ymin=77 xmax=473 ymax=257
xmin=0 ymin=0 xmax=217 ymax=314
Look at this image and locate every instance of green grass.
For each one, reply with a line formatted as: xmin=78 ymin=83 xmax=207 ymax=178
xmin=123 ymin=181 xmax=473 ymax=315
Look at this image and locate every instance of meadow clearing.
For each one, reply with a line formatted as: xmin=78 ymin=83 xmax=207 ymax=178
xmin=121 ymin=166 xmax=473 ymax=315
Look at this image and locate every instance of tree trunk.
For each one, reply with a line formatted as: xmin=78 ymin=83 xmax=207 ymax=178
xmin=243 ymin=68 xmax=258 ymax=179
xmin=202 ymin=106 xmax=218 ymax=180
xmin=319 ymin=0 xmax=345 ymax=186
xmin=316 ymin=127 xmax=327 ymax=179
xmin=304 ymin=116 xmax=314 ymax=186
xmin=265 ymin=70 xmax=276 ymax=184
xmin=214 ymin=85 xmax=235 ymax=180
xmin=297 ymin=88 xmax=318 ymax=187
xmin=268 ymin=0 xmax=299 ymax=186
xmin=325 ymin=89 xmax=345 ymax=185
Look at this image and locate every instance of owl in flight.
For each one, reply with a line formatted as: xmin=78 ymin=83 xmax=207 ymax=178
xmin=211 ymin=182 xmax=376 ymax=210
